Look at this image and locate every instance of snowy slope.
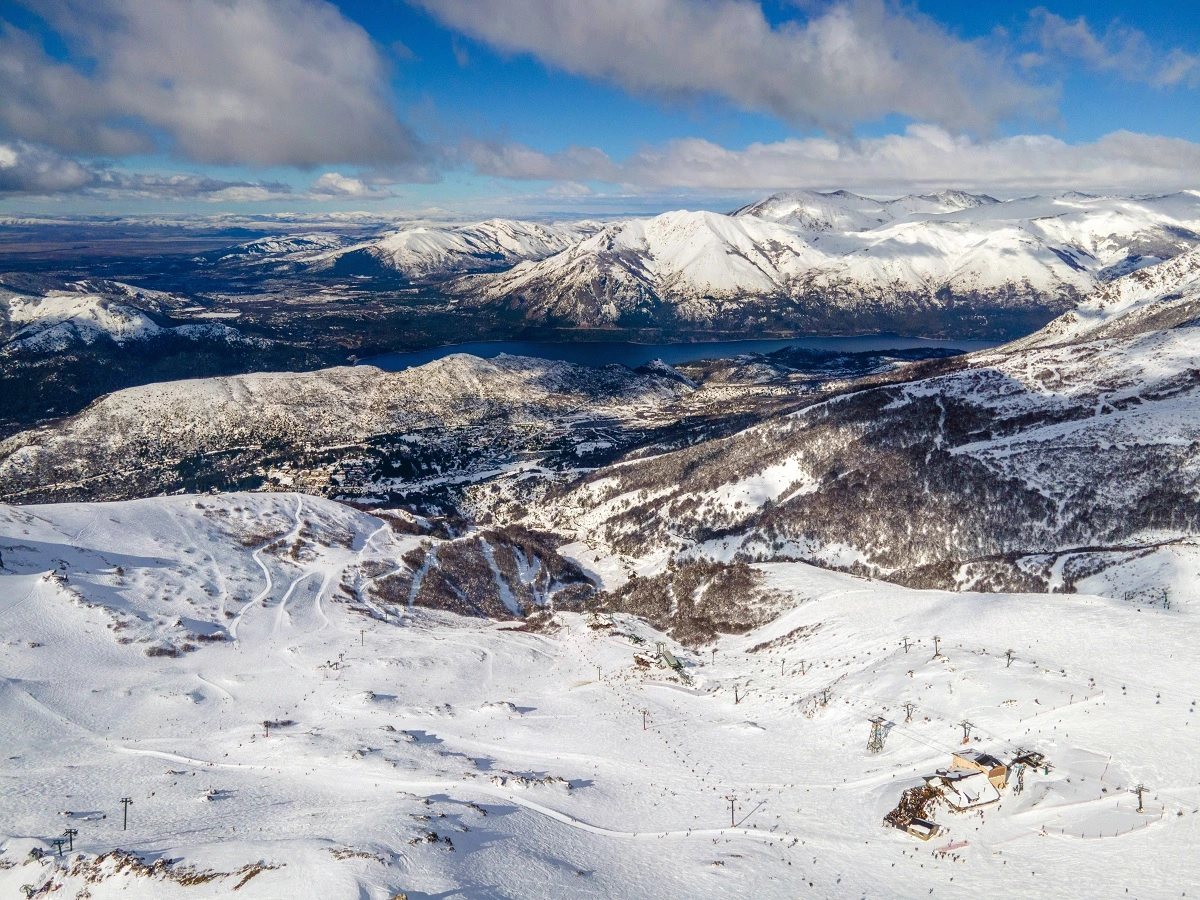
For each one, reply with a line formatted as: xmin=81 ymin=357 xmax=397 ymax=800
xmin=1011 ymin=244 xmax=1200 ymax=349
xmin=460 ymin=210 xmax=828 ymax=325
xmin=2 ymin=494 xmax=1197 ymax=898
xmin=213 ymin=232 xmax=351 ymax=261
xmin=5 ymin=292 xmax=165 ymax=351
xmin=731 ymin=188 xmax=998 ymax=231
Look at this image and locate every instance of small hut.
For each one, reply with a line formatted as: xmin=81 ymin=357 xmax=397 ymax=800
xmin=952 ymin=749 xmax=1009 ymax=790
xmin=906 ymin=818 xmax=940 ymax=841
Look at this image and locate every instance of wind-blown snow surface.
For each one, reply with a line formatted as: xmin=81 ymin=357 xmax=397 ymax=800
xmin=2 ymin=493 xmax=1198 ymax=898
xmin=1011 ymin=245 xmax=1200 ymax=350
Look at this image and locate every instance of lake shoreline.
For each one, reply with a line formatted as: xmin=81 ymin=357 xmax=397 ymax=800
xmin=359 ymin=334 xmax=1001 ymax=373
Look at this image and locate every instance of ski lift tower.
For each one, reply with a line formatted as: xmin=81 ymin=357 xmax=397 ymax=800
xmin=867 ymin=716 xmax=889 ymax=753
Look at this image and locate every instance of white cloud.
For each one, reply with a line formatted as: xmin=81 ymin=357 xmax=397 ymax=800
xmin=542 ymin=181 xmax=596 ymax=198
xmin=0 ymin=0 xmax=422 ymax=167
xmin=0 ymin=140 xmax=296 ymax=199
xmin=457 ymin=126 xmax=1200 ymax=197
xmin=1030 ymin=8 xmax=1200 ymax=88
xmin=92 ymin=174 xmax=295 ymax=203
xmin=457 ymin=139 xmax=620 ymax=182
xmin=410 ymin=0 xmax=1050 ymax=133
xmin=0 ymin=141 xmax=96 ymax=195
xmin=10 ymin=127 xmax=1200 ymax=205
xmin=308 ymin=172 xmax=394 ymax=199
xmin=0 ymin=141 xmax=412 ymax=202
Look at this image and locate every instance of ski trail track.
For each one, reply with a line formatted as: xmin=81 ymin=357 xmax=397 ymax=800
xmin=110 ymin=743 xmax=790 ymax=849
xmin=229 ymin=495 xmax=306 ymax=644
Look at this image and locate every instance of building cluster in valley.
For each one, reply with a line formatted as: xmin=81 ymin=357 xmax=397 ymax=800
xmin=885 ymin=748 xmax=1047 ymax=840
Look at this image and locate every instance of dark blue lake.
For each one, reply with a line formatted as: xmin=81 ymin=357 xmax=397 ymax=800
xmin=361 ymin=336 xmax=999 ymax=372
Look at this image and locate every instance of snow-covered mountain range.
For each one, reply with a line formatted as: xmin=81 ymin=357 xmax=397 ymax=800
xmin=532 ymin=244 xmax=1200 ymax=595
xmin=214 ymin=218 xmax=602 ymax=279
xmin=448 ymin=191 xmax=1200 ymax=333
xmin=730 ymin=188 xmax=1000 ymax=229
xmin=193 ymin=190 xmax=1200 ymax=338
xmin=8 ymin=188 xmax=1199 ymax=438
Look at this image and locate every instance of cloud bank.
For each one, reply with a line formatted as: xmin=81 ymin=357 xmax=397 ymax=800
xmin=464 ymin=127 xmax=1200 ymax=198
xmin=411 ymin=0 xmax=1051 ymax=133
xmin=0 ymin=141 xmax=294 ymax=200
xmin=0 ymin=0 xmax=421 ymax=167
xmin=7 ymin=126 xmax=1200 ymax=203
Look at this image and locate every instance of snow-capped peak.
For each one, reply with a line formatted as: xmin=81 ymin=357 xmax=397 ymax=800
xmin=730 ymin=189 xmax=895 ymax=232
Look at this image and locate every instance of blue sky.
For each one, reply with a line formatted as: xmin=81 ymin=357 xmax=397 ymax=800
xmin=1 ymin=0 xmax=1198 ymax=216
xmin=374 ymin=0 xmax=1200 ymax=145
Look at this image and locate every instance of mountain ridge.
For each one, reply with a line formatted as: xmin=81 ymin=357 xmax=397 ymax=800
xmin=428 ymin=190 xmax=1200 ymax=335
xmin=522 ymin=246 xmax=1200 ymax=594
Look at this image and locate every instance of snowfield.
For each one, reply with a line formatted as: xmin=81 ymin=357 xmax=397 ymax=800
xmin=2 ymin=493 xmax=1198 ymax=898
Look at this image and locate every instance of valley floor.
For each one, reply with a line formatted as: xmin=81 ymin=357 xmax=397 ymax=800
xmin=1 ymin=494 xmax=1197 ymax=898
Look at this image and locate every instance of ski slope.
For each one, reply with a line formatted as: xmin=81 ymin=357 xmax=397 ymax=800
xmin=2 ymin=494 xmax=1197 ymax=898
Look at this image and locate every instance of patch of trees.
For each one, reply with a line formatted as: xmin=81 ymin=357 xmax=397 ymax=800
xmin=591 ymin=559 xmax=787 ymax=647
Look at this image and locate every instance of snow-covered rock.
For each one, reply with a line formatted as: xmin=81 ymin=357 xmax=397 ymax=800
xmin=1 ymin=289 xmax=265 ymax=355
